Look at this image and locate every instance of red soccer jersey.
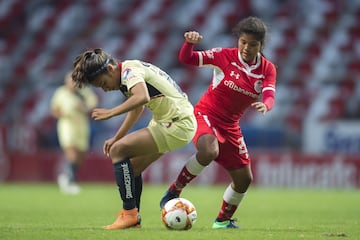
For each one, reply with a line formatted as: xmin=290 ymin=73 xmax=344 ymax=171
xmin=179 ymin=42 xmax=276 ymax=126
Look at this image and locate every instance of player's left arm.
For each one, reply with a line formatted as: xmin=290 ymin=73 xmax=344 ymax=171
xmin=103 ymin=105 xmax=145 ymax=156
xmin=111 ymin=104 xmax=145 ymax=141
xmin=251 ymin=63 xmax=276 ymax=115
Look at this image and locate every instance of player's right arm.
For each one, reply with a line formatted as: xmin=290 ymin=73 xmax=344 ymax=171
xmin=178 ymin=31 xmax=203 ymax=65
xmin=184 ymin=31 xmax=203 ymax=44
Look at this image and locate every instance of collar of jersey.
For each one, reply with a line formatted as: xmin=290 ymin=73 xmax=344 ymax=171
xmin=238 ymin=52 xmax=261 ymax=72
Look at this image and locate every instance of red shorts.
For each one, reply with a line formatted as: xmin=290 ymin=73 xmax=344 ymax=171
xmin=193 ymin=110 xmax=250 ymax=170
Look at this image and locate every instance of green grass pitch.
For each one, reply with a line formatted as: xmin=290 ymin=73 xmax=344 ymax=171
xmin=0 ymin=183 xmax=359 ymax=240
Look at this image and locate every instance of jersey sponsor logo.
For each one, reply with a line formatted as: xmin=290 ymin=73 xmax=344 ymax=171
xmin=224 ymin=80 xmax=259 ymax=98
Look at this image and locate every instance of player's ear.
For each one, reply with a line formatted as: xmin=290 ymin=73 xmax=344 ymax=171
xmin=106 ymin=63 xmax=115 ymax=73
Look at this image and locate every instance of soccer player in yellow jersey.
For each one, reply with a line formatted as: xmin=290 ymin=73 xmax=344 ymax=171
xmin=51 ymin=71 xmax=98 ymax=194
xmin=72 ymin=48 xmax=196 ymax=229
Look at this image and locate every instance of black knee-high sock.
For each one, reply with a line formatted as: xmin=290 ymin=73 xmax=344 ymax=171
xmin=69 ymin=163 xmax=78 ymax=183
xmin=135 ymin=175 xmax=143 ymax=211
xmin=64 ymin=162 xmax=78 ymax=183
xmin=113 ymin=158 xmax=136 ymax=210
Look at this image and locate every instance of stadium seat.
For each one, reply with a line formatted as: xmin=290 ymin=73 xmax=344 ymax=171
xmin=2 ymin=0 xmax=360 ymax=150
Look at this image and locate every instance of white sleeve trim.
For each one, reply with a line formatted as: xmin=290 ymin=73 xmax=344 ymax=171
xmin=198 ymin=52 xmax=203 ymax=66
xmin=262 ymin=86 xmax=275 ymax=92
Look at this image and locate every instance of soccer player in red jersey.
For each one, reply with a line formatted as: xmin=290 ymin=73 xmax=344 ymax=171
xmin=160 ymin=16 xmax=276 ymax=229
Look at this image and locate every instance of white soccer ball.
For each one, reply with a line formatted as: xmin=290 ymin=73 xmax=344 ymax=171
xmin=161 ymin=197 xmax=197 ymax=230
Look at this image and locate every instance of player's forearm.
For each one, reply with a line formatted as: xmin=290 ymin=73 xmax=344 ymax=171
xmin=179 ymin=41 xmax=199 ymax=65
xmin=262 ymin=89 xmax=275 ymax=111
xmin=110 ymin=94 xmax=148 ymax=118
xmin=113 ymin=106 xmax=144 ymax=139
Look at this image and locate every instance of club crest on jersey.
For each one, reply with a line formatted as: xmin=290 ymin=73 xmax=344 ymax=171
xmin=123 ymin=68 xmax=131 ymax=80
xmin=254 ymin=80 xmax=263 ymax=93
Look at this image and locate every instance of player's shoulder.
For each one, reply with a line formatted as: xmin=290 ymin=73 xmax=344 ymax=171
xmin=261 ymin=55 xmax=276 ymax=71
xmin=123 ymin=59 xmax=154 ymax=71
xmin=122 ymin=59 xmax=142 ymax=68
xmin=208 ymin=47 xmax=236 ymax=54
xmin=54 ymin=86 xmax=67 ymax=95
xmin=122 ymin=60 xmax=148 ymax=76
xmin=78 ymin=86 xmax=93 ymax=94
xmin=203 ymin=47 xmax=237 ymax=62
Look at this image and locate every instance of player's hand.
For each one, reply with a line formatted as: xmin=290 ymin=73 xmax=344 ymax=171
xmin=103 ymin=137 xmax=117 ymax=157
xmin=92 ymin=108 xmax=112 ymax=120
xmin=251 ymin=102 xmax=268 ymax=115
xmin=184 ymin=31 xmax=203 ymax=44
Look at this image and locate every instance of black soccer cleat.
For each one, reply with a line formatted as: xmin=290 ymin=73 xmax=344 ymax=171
xmin=160 ymin=189 xmax=179 ymax=208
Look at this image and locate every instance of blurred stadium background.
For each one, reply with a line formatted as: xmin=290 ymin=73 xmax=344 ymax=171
xmin=0 ymin=0 xmax=359 ymax=187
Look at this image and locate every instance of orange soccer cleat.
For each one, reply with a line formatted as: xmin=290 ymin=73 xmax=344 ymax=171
xmin=103 ymin=208 xmax=141 ymax=230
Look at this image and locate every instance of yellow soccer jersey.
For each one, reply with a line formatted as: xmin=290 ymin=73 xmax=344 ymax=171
xmin=51 ymin=86 xmax=98 ymax=150
xmin=120 ymin=60 xmax=193 ymax=122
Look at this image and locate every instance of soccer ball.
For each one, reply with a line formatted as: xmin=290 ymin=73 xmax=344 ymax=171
xmin=161 ymin=198 xmax=197 ymax=230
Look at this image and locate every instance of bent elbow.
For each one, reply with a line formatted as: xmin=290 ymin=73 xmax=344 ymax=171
xmin=141 ymin=95 xmax=150 ymax=105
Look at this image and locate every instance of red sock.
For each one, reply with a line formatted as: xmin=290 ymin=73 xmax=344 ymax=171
xmin=216 ymin=200 xmax=238 ymax=221
xmin=169 ymin=166 xmax=196 ymax=195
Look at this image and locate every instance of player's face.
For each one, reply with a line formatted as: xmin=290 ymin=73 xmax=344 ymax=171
xmin=92 ymin=73 xmax=120 ymax=91
xmin=238 ymin=33 xmax=262 ymax=63
xmin=91 ymin=64 xmax=120 ymax=91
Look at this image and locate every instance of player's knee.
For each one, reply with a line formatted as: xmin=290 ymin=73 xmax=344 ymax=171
xmin=197 ymin=135 xmax=219 ymax=162
xmin=245 ymin=173 xmax=253 ymax=186
xmin=109 ymin=143 xmax=126 ymax=161
xmin=233 ymin=173 xmax=253 ymax=192
xmin=197 ymin=147 xmax=218 ymax=165
xmin=205 ymin=148 xmax=219 ymax=160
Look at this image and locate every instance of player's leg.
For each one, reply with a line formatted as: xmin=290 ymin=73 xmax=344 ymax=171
xmin=126 ymin=153 xmax=163 ymax=227
xmin=160 ymin=133 xmax=219 ymax=208
xmin=58 ymin=146 xmax=84 ymax=194
xmin=103 ymin=128 xmax=159 ymax=230
xmin=57 ymin=124 xmax=88 ymax=194
xmin=131 ymin=152 xmax=164 ymax=210
xmin=68 ymin=147 xmax=85 ymax=193
xmin=66 ymin=147 xmax=85 ymax=182
xmin=212 ymin=165 xmax=253 ymax=229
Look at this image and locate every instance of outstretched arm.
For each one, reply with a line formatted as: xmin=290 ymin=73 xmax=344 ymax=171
xmin=179 ymin=31 xmax=203 ymax=65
